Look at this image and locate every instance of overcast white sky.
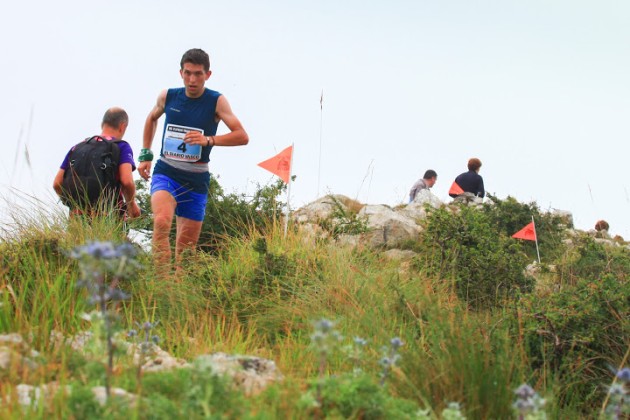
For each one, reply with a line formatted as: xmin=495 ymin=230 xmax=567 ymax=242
xmin=1 ymin=0 xmax=629 ymax=237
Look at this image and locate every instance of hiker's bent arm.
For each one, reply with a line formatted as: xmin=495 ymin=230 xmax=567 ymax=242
xmin=213 ymin=95 xmax=249 ymax=147
xmin=119 ymin=163 xmax=141 ymax=218
xmin=53 ymin=169 xmax=65 ymax=196
xmin=139 ymin=90 xmax=167 ymax=180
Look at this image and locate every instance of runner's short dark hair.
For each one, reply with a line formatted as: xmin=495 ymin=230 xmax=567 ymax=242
xmin=101 ymin=108 xmax=128 ymax=129
xmin=181 ymin=48 xmax=210 ymax=72
xmin=467 ymin=158 xmax=482 ymax=172
xmin=423 ymin=170 xmax=437 ymax=179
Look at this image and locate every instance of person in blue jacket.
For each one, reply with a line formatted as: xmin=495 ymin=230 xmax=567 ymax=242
xmin=138 ymin=48 xmax=249 ymax=273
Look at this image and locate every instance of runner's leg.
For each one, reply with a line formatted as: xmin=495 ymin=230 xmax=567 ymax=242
xmin=175 ymin=216 xmax=203 ymax=271
xmin=151 ymin=190 xmax=177 ymax=274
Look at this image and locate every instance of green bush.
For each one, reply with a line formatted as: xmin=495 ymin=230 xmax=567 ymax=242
xmin=138 ymin=366 xmax=248 ymax=419
xmin=419 ymin=205 xmax=532 ymax=309
xmin=200 ymin=177 xmax=287 ymax=253
xmin=66 ymin=383 xmax=104 ymax=419
xmin=303 ymin=373 xmax=421 ymax=419
xmin=318 ymin=195 xmax=369 ymax=239
xmin=482 ymin=194 xmax=568 ymax=262
xmin=559 ymin=235 xmax=630 ymax=284
xmin=522 ymin=270 xmax=630 ymax=411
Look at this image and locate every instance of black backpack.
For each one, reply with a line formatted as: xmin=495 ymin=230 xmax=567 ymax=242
xmin=60 ymin=136 xmax=123 ymax=209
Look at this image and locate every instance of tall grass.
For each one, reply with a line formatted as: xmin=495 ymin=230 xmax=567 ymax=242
xmin=0 ymin=200 xmax=626 ymax=419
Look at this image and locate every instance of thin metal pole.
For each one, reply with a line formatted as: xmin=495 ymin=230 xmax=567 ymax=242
xmin=283 ymin=143 xmax=295 ymax=238
xmin=532 ymin=215 xmax=541 ymax=264
xmin=317 ymin=90 xmax=323 ymax=198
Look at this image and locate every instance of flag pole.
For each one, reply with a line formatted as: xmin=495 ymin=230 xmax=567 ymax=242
xmin=317 ymin=90 xmax=323 ymax=198
xmin=283 ymin=143 xmax=295 ymax=238
xmin=532 ymin=215 xmax=541 ymax=264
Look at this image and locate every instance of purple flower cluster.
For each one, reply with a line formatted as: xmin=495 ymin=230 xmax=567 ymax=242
xmin=69 ymin=240 xmax=140 ymax=401
xmin=70 ymin=241 xmax=137 ymax=260
xmin=70 ymin=241 xmax=139 ymax=306
xmin=513 ymin=383 xmax=546 ymax=419
xmin=606 ymin=367 xmax=629 ymax=419
xmin=379 ymin=337 xmax=404 ymax=386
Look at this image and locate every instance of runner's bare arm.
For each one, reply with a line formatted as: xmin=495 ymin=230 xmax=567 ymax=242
xmin=213 ymin=95 xmax=249 ymax=146
xmin=139 ymin=90 xmax=167 ymax=180
xmin=143 ymin=90 xmax=167 ymax=149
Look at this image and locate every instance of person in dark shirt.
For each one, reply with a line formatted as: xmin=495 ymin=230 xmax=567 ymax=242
xmin=450 ymin=158 xmax=485 ymax=198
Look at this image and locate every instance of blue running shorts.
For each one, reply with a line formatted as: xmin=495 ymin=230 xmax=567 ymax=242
xmin=150 ymin=173 xmax=208 ymax=221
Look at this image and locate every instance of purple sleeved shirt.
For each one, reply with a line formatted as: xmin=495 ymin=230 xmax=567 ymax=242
xmin=60 ymin=137 xmax=136 ymax=171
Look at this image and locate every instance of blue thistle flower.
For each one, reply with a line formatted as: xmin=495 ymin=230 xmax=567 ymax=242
xmin=116 ymin=242 xmax=138 ymax=258
xmin=616 ymin=367 xmax=630 ymax=383
xmin=353 ymin=337 xmax=367 ymax=346
xmin=514 ymin=383 xmax=536 ymax=399
xmin=512 ymin=383 xmax=546 ymax=417
xmin=390 ymin=337 xmax=404 ymax=350
xmin=314 ymin=318 xmax=334 ymax=333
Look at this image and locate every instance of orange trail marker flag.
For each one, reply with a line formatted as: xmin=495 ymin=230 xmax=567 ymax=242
xmin=448 ymin=181 xmax=465 ymax=197
xmin=512 ymin=222 xmax=536 ymax=241
xmin=258 ymin=145 xmax=293 ymax=183
xmin=512 ymin=217 xmax=541 ymax=263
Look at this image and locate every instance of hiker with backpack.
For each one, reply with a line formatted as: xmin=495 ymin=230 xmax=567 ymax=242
xmin=138 ymin=48 xmax=248 ymax=273
xmin=53 ymin=107 xmax=141 ymax=219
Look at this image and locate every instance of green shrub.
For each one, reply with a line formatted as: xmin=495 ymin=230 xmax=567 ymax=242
xmin=66 ymin=383 xmax=104 ymax=419
xmin=200 ymin=177 xmax=287 ymax=253
xmin=419 ymin=205 xmax=532 ymax=309
xmin=318 ymin=195 xmax=369 ymax=239
xmin=521 ymin=272 xmax=630 ymax=411
xmin=301 ymin=373 xmax=421 ymax=419
xmin=482 ymin=194 xmax=568 ymax=262
xmin=559 ymin=235 xmax=630 ymax=284
xmin=138 ymin=366 xmax=248 ymax=418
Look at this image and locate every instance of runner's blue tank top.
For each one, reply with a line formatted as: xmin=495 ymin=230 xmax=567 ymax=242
xmin=159 ymin=87 xmax=221 ymax=164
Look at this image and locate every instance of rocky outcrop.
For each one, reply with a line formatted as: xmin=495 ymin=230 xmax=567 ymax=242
xmin=14 ymin=383 xmax=136 ymax=408
xmin=293 ymin=194 xmax=439 ymax=249
xmin=358 ymin=204 xmax=422 ymax=248
xmin=0 ymin=333 xmax=40 ymax=374
xmin=194 ymin=353 xmax=284 ymax=396
xmin=410 ymin=189 xmax=444 ymax=209
xmin=128 ymin=342 xmax=191 ymax=372
xmin=292 ymin=195 xmax=362 ymax=224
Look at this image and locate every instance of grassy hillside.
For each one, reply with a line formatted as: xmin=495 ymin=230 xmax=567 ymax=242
xmin=0 ymin=188 xmax=628 ymax=419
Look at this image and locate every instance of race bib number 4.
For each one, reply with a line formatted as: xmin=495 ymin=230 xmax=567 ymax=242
xmin=162 ymin=124 xmax=203 ymax=162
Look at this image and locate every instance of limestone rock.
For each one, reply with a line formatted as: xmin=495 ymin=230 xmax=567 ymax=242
xmin=382 ymin=249 xmax=417 ymax=261
xmin=409 ymin=188 xmax=443 ymax=209
xmin=551 ymin=209 xmax=574 ymax=227
xmin=452 ymin=193 xmax=484 ymax=207
xmin=91 ymin=386 xmax=137 ymax=407
xmin=0 ymin=334 xmax=40 ymax=372
xmin=359 ymin=204 xmax=422 ymax=248
xmin=292 ymin=195 xmax=359 ymax=224
xmin=128 ymin=342 xmax=190 ymax=372
xmin=16 ymin=382 xmax=69 ymax=407
xmin=194 ymin=353 xmax=283 ymax=396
